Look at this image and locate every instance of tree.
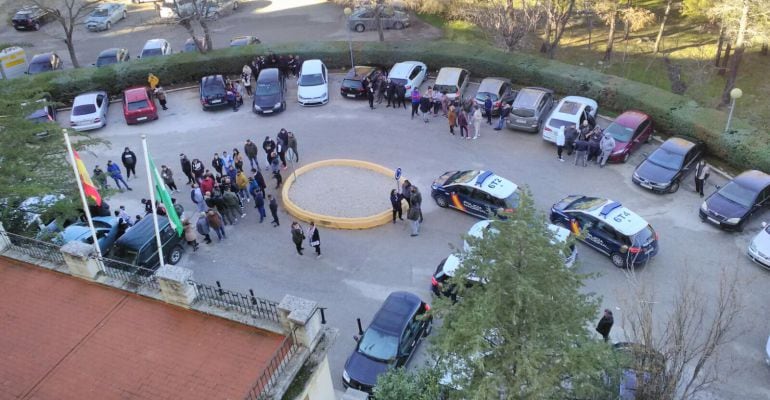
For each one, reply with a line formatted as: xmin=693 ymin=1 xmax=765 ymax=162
xmin=594 ymin=0 xmax=621 ymax=61
xmin=429 ymin=193 xmax=616 ymax=399
xmin=619 ymin=4 xmax=655 ymax=60
xmin=540 ymin=0 xmax=577 ymax=59
xmin=373 ymin=367 xmax=443 ymax=400
xmin=652 ymin=0 xmax=674 ymax=54
xmin=32 ymin=0 xmax=102 ymax=68
xmin=168 ymin=0 xmax=214 ymax=52
xmin=453 ymin=0 xmax=541 ymax=51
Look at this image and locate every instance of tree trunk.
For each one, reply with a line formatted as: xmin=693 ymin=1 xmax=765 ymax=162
xmin=604 ymin=12 xmax=616 ymax=62
xmin=65 ymin=25 xmax=79 ymax=68
xmin=199 ymin=18 xmax=213 ymax=51
xmin=374 ymin=2 xmax=384 ymax=42
xmin=541 ymin=15 xmax=553 ymax=53
xmin=762 ymin=43 xmax=768 ymax=56
xmin=719 ymin=42 xmax=731 ymax=76
xmin=653 ymin=0 xmax=673 ymax=54
xmin=547 ymin=0 xmax=575 ymax=59
xmin=720 ymin=0 xmax=749 ymax=107
xmin=586 ymin=1 xmax=593 ymax=51
xmin=714 ymin=22 xmax=724 ymax=67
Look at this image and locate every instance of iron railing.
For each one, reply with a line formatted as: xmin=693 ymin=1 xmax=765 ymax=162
xmin=243 ymin=329 xmax=299 ymax=400
xmin=99 ymin=257 xmax=160 ymax=290
xmin=191 ymin=280 xmax=280 ymax=322
xmin=0 ymin=230 xmax=64 ymax=265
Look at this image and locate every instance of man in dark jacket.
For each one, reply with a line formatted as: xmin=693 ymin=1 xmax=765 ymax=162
xmin=180 ymin=154 xmax=194 ymax=185
xmin=595 ymin=309 xmax=614 ymax=342
xmin=121 ymin=147 xmax=137 ymax=179
xmin=395 ymin=84 xmax=407 ymax=109
xmin=191 ymin=158 xmax=205 ymax=181
xmin=564 ymin=124 xmax=579 ymax=156
xmin=262 ymin=136 xmax=276 ymax=170
xmin=212 ymin=153 xmax=224 ymax=175
xmin=573 ymin=139 xmax=589 ymax=167
xmin=244 ymin=139 xmax=259 ymax=170
xmin=484 ymin=96 xmax=493 ymax=125
xmin=268 ymin=194 xmax=280 ymax=227
xmin=385 ymin=80 xmax=395 ymax=108
xmin=251 ymin=168 xmax=267 ymax=193
xmin=494 ymin=103 xmax=511 ymax=130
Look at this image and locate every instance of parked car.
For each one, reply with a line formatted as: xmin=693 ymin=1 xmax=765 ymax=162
xmin=182 ymin=37 xmax=209 ymax=53
xmin=26 ymin=52 xmax=63 ymax=75
xmin=122 ymin=87 xmax=158 ymax=124
xmin=106 ymin=216 xmax=184 ymax=274
xmin=433 ymin=67 xmax=470 ymax=101
xmin=23 ymin=96 xmax=57 ymax=138
xmin=70 ymin=91 xmax=109 ymax=131
xmin=612 ymin=342 xmax=667 ymax=399
xmin=95 ymin=48 xmax=130 ymax=67
xmin=431 ymin=170 xmax=521 ymax=219
xmin=160 ymin=0 xmax=240 ymax=20
xmin=603 ymin=110 xmax=654 ymax=163
xmin=252 ymin=68 xmax=286 ymax=115
xmin=632 ymin=137 xmax=705 ymax=194
xmin=229 ymin=35 xmax=261 ymax=47
xmin=347 ymin=7 xmax=410 ymax=32
xmin=12 ymin=6 xmax=52 ymax=31
xmin=139 ymin=38 xmax=173 ymax=58
xmin=297 ymin=59 xmax=329 ymax=106
xmin=340 ymin=66 xmax=381 ymax=99
xmin=699 ymin=170 xmax=770 ymax=232
xmin=474 ymin=77 xmax=515 ymax=116
xmin=86 ymin=3 xmax=127 ymax=31
xmin=542 ymin=96 xmax=598 ymax=143
xmin=388 ymin=61 xmax=427 ymax=97
xmin=506 ymin=87 xmax=555 ymax=133
xmin=55 ymin=216 xmax=120 ymax=255
xmin=199 ymin=75 xmax=228 ymax=110
xmin=342 ymin=291 xmax=432 ymax=394
xmin=748 ymin=221 xmax=770 ymax=270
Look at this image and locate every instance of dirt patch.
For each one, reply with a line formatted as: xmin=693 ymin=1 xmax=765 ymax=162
xmin=663 ymin=57 xmax=687 ymax=95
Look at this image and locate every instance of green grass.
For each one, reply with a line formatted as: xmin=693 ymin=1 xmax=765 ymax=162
xmin=418 ymin=13 xmax=488 ymax=45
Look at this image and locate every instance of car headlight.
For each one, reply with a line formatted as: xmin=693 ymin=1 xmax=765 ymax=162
xmin=274 ymin=102 xmax=282 ymax=109
xmin=612 ymin=149 xmax=625 ymax=155
xmin=700 ymin=202 xmax=708 ymax=212
xmin=632 ymin=172 xmax=640 ymax=180
xmin=342 ymin=369 xmax=350 ymax=383
xmin=253 ymin=104 xmax=261 ymax=110
xmin=749 ymin=241 xmax=757 ymax=252
xmin=725 ymin=217 xmax=741 ymax=225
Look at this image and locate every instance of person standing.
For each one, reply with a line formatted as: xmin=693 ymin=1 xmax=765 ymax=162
xmin=484 ymin=95 xmax=493 ymax=125
xmin=472 ymin=106 xmax=483 ymax=139
xmin=564 ymin=124 xmax=579 ymax=156
xmin=277 ymin=129 xmax=289 ymax=168
xmin=364 ymin=77 xmax=375 ymax=109
xmin=271 ymin=153 xmax=283 ymax=189
xmin=432 ymin=87 xmax=442 ymax=116
xmin=407 ymin=186 xmax=422 ymax=236
xmin=694 ymin=160 xmax=710 ymax=197
xmin=495 ymin=103 xmax=511 ymax=130
xmin=206 ymin=209 xmax=226 ymax=241
xmin=191 ymin=158 xmax=204 ymax=181
xmin=154 ymin=86 xmax=168 ymax=110
xmin=182 ymin=217 xmax=199 ymax=252
xmin=236 ymin=169 xmax=249 ymax=202
xmin=307 ymin=221 xmax=322 ymax=258
xmin=212 ymin=153 xmax=224 ymax=176
xmin=447 ymin=105 xmax=457 ymax=135
xmin=222 ymin=151 xmax=234 ymax=171
xmin=121 ymin=147 xmax=137 ymax=180
xmin=244 ymin=139 xmax=260 ymax=170
xmin=223 ymin=187 xmax=243 ymax=221
xmin=107 ymin=161 xmax=132 ymax=191
xmin=420 ymin=95 xmax=432 ymax=123
xmin=180 ymin=154 xmax=194 ymax=184
xmin=458 ymin=109 xmax=469 ymax=139
xmin=595 ymin=309 xmax=614 ymax=342
xmin=161 ymin=165 xmax=178 ymax=192
xmin=385 ymin=79 xmax=395 ymax=108
xmin=92 ymin=165 xmax=109 ymax=189
xmin=191 ymin=183 xmax=206 ymax=213
xmin=573 ymin=138 xmax=589 ymax=167
xmin=268 ymin=194 xmax=280 ymax=227
xmin=242 ymin=64 xmax=252 ymax=97
xmin=254 ymin=187 xmax=266 ymax=223
xmin=252 ymin=168 xmax=267 ymax=193
xmin=376 ymin=75 xmax=386 ymax=104
xmin=390 ymin=189 xmax=403 ymax=223
xmin=599 ymin=132 xmax=616 ymax=167
xmin=263 ymin=136 xmax=276 ymax=170
xmin=196 ymin=212 xmax=212 ymax=244
xmin=410 ymin=88 xmax=421 ymax=119
xmin=555 ymin=126 xmax=566 ymax=162
xmin=396 ymin=83 xmax=407 ymax=109
xmin=291 ymin=222 xmax=305 ymax=255
xmin=287 ymin=132 xmax=299 ymax=163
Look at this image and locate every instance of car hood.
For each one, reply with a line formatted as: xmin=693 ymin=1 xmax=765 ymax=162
xmin=86 ymin=16 xmax=109 ymax=23
xmin=705 ymin=193 xmax=749 ymax=219
xmin=298 ymin=84 xmax=327 ymax=98
xmin=344 ymin=350 xmax=389 ymax=387
xmin=612 ymin=141 xmax=629 ymax=153
xmin=635 ymin=160 xmax=677 ymax=185
xmin=254 ymin=93 xmax=281 ymax=108
xmin=751 ymin=229 xmax=770 ymax=253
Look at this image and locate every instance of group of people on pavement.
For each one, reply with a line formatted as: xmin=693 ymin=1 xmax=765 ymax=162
xmin=553 ymin=118 xmax=615 ymax=167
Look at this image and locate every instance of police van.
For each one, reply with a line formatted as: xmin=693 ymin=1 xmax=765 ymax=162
xmin=431 ymin=170 xmax=520 ymax=219
xmin=549 ymin=195 xmax=659 ymax=268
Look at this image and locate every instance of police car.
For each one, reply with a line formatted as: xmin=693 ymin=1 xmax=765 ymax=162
xmin=549 ymin=195 xmax=659 ymax=268
xmin=431 ymin=170 xmax=521 ymax=219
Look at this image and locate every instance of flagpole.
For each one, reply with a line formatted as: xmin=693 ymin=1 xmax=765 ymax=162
xmin=63 ymin=129 xmax=103 ymax=259
xmin=141 ymin=134 xmax=166 ymax=268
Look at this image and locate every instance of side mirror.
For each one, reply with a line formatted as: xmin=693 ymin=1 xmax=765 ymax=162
xmin=353 ymin=335 xmax=360 ymax=342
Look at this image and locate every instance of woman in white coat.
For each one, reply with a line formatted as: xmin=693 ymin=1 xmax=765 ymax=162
xmin=555 ymin=126 xmax=566 ymax=161
xmin=472 ymin=106 xmax=483 ymax=139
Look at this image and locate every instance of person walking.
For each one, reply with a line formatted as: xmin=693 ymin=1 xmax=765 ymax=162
xmin=291 ymin=222 xmax=305 ymax=255
xmin=595 ymin=309 xmax=614 ymax=342
xmin=236 ymin=169 xmax=249 ymax=202
xmin=212 ymin=153 xmax=224 ymax=176
xmin=121 ymin=147 xmax=137 ymax=180
xmin=447 ymin=105 xmax=457 ymax=135
xmin=390 ymin=189 xmax=403 ymax=223
xmin=161 ymin=165 xmax=178 ymax=192
xmin=458 ymin=109 xmax=469 ymax=139
xmin=407 ymin=186 xmax=422 ymax=236
xmin=107 ymin=161 xmax=132 ymax=191
xmin=242 ymin=64 xmax=252 ymax=97
xmin=694 ymin=160 xmax=710 ymax=197
xmin=92 ymin=165 xmax=109 ymax=189
xmin=191 ymin=183 xmax=206 ymax=213
xmin=206 ymin=209 xmax=226 ymax=241
xmin=180 ymin=154 xmax=194 ymax=184
xmin=573 ymin=138 xmax=589 ymax=167
xmin=484 ymin=95 xmax=493 ymax=125
xmin=420 ymin=94 xmax=432 ymax=123
xmin=307 ymin=221 xmax=321 ymax=258
xmin=182 ymin=217 xmax=199 ymax=252
xmin=287 ymin=132 xmax=299 ymax=163
xmin=410 ymin=88 xmax=421 ymax=120
xmin=494 ymin=103 xmax=511 ymax=130
xmin=222 ymin=151 xmax=234 ymax=171
xmin=599 ymin=132 xmax=616 ymax=167
xmin=253 ymin=187 xmax=266 ymax=223
xmin=268 ymin=194 xmax=280 ymax=227
xmin=244 ymin=139 xmax=260 ymax=170
xmin=155 ymin=86 xmax=168 ymax=110
xmin=262 ymin=136 xmax=276 ymax=170
xmin=196 ymin=212 xmax=212 ymax=244
xmin=472 ymin=106 xmax=483 ymax=139
xmin=191 ymin=158 xmax=204 ymax=181
xmin=555 ymin=126 xmax=566 ymax=162
xmin=271 ymin=153 xmax=283 ymax=189
xmin=277 ymin=129 xmax=289 ymax=168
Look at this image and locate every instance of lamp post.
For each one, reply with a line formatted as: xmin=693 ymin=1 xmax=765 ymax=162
xmin=724 ymin=87 xmax=742 ymax=134
xmin=343 ymin=7 xmax=355 ymax=70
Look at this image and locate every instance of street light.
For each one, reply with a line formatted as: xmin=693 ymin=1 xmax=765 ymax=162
xmin=724 ymin=87 xmax=742 ymax=134
xmin=343 ymin=7 xmax=355 ymax=70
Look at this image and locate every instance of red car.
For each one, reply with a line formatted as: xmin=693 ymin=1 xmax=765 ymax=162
xmin=604 ymin=110 xmax=653 ymax=163
xmin=122 ymin=87 xmax=158 ymax=125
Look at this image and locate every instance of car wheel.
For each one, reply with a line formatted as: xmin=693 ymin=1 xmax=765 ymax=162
xmin=435 ymin=195 xmax=449 ymax=208
xmin=34 ymin=22 xmax=41 ymax=31
xmin=622 ymin=152 xmax=630 ymax=163
xmin=106 ymin=21 xmax=111 ymax=30
xmin=668 ymin=180 xmax=680 ymax=193
xmin=354 ymin=24 xmax=365 ymax=32
xmin=168 ymin=245 xmax=183 ymax=265
xmin=394 ymin=22 xmax=404 ymax=30
xmin=122 ymin=10 xmax=127 ymax=19
xmin=611 ymin=253 xmax=627 ymax=268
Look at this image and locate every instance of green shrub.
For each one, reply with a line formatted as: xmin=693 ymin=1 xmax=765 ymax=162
xmin=0 ymin=41 xmax=763 ymax=172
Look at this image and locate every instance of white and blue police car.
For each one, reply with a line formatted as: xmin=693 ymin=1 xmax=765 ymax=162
xmin=549 ymin=195 xmax=659 ymax=268
xmin=431 ymin=170 xmax=521 ymax=219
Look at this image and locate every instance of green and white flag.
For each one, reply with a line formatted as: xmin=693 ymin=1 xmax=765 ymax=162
xmin=149 ymin=156 xmax=183 ymax=236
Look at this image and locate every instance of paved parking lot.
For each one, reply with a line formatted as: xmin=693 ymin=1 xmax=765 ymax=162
xmin=65 ymin=74 xmax=770 ymax=399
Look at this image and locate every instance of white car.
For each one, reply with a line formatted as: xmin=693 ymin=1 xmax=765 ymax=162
xmin=464 ymin=220 xmax=578 ymax=268
xmin=297 ymin=59 xmax=329 ymax=106
xmin=139 ymin=38 xmax=173 ymax=58
xmin=389 ymin=61 xmax=427 ymax=97
xmin=542 ymin=96 xmax=598 ymax=143
xmin=748 ymin=221 xmax=770 ymax=270
xmin=70 ymin=91 xmax=109 ymax=131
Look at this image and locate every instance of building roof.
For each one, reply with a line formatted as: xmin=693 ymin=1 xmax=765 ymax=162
xmin=0 ymin=256 xmax=285 ymax=400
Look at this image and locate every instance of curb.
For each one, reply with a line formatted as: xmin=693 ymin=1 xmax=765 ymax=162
xmin=280 ymin=159 xmax=399 ymax=230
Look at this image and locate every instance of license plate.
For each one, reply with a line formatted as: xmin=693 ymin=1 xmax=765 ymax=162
xmin=707 ymin=217 xmax=719 ymax=224
xmin=640 ymin=182 xmax=652 ymax=189
xmin=137 ymin=116 xmax=147 ymax=121
xmin=211 ymin=99 xmax=221 ymax=104
xmin=263 ymin=109 xmax=272 ymax=113
xmin=347 ymin=94 xmax=356 ymax=98
xmin=516 ymin=119 xmax=526 ymax=124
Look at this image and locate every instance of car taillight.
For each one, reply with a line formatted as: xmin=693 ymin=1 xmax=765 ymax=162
xmin=93 ymin=118 xmax=100 ymax=123
xmin=431 ymin=276 xmax=438 ymax=286
xmin=629 ymin=247 xmax=642 ymax=254
xmin=544 ymin=126 xmax=552 ymax=132
xmin=405 ymin=85 xmax=411 ymax=89
xmin=424 ymin=303 xmax=431 ymax=311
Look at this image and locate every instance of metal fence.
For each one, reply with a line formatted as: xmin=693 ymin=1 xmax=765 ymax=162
xmin=244 ymin=330 xmax=299 ymax=400
xmin=99 ymin=257 xmax=160 ymax=291
xmin=0 ymin=230 xmax=65 ymax=265
xmin=191 ymin=281 xmax=280 ymax=322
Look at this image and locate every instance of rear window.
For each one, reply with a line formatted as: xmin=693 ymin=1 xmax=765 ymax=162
xmin=433 ymin=84 xmax=458 ymax=94
xmin=142 ymin=48 xmax=162 ymax=57
xmin=128 ymin=100 xmax=149 ymax=111
xmin=504 ymin=190 xmax=521 ymax=210
xmin=255 ymin=82 xmax=280 ymax=96
xmin=511 ymin=107 xmax=535 ymax=118
xmin=203 ymin=79 xmax=225 ymax=95
xmin=96 ymin=56 xmax=116 ymax=67
xmin=631 ymin=225 xmax=656 ymax=247
xmin=342 ymin=79 xmax=363 ymax=89
xmin=547 ymin=119 xmax=573 ymax=129
xmin=14 ymin=11 xmax=32 ymax=19
xmin=72 ymin=104 xmax=96 ymax=116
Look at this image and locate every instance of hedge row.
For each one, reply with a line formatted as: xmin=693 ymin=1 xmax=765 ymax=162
xmin=0 ymin=41 xmax=764 ymax=172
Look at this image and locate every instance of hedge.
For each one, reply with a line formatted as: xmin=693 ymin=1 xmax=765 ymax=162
xmin=0 ymin=41 xmax=764 ymax=172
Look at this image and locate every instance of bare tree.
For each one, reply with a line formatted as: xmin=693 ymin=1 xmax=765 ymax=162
xmin=373 ymin=0 xmax=385 ymax=42
xmin=593 ymin=0 xmax=620 ymax=61
xmin=619 ymin=5 xmax=654 ymax=60
xmin=168 ymin=0 xmax=214 ymax=52
xmin=32 ymin=0 xmax=102 ymax=68
xmin=540 ymin=0 xmax=577 ymax=59
xmin=455 ymin=0 xmax=541 ymax=51
xmin=653 ymin=0 xmax=674 ymax=54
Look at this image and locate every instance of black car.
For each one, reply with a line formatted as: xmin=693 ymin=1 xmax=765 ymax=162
xmin=199 ymin=75 xmax=227 ymax=110
xmin=27 ymin=52 xmax=63 ymax=75
xmin=106 ymin=216 xmax=184 ymax=275
xmin=12 ymin=6 xmax=52 ymax=31
xmin=340 ymin=66 xmax=380 ymax=99
xmin=95 ymin=48 xmax=130 ymax=67
xmin=342 ymin=291 xmax=432 ymax=394
xmin=252 ymin=68 xmax=286 ymax=115
xmin=431 ymin=255 xmax=479 ymax=300
xmin=23 ymin=96 xmax=57 ymax=138
xmin=699 ymin=170 xmax=770 ymax=232
xmin=632 ymin=137 xmax=705 ymax=193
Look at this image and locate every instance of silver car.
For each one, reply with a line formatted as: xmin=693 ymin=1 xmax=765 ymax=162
xmin=347 ymin=7 xmax=410 ymax=32
xmin=507 ymin=87 xmax=555 ymax=133
xmin=86 ymin=3 xmax=127 ymax=31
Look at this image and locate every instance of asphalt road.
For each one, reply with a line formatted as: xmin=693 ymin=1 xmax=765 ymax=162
xmin=60 ymin=72 xmax=770 ymax=399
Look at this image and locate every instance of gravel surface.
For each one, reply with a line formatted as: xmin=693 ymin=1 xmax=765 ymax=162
xmin=288 ymin=165 xmax=396 ymax=218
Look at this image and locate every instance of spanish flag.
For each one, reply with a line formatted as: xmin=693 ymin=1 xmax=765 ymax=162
xmin=73 ymin=150 xmax=102 ymax=206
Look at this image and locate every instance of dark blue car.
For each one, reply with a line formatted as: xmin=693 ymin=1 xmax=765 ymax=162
xmin=632 ymin=137 xmax=704 ymax=193
xmin=550 ymin=196 xmax=658 ymax=268
xmin=342 ymin=292 xmax=432 ymax=394
xmin=699 ymin=170 xmax=770 ymax=232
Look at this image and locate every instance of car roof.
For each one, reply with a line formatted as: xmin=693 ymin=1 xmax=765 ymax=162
xmin=513 ymin=87 xmax=551 ymax=107
xmin=565 ymin=197 xmax=649 ymax=236
xmin=733 ymin=170 xmax=770 ymax=192
xmin=477 ymin=78 xmax=509 ymax=94
xmin=201 ymin=74 xmax=224 ymax=84
xmin=258 ymin=68 xmax=281 ymax=81
xmin=30 ymin=53 xmax=54 ymax=63
xmin=659 ymin=137 xmax=696 ymax=155
xmin=468 ymin=220 xmax=569 ymax=244
xmin=614 ymin=110 xmax=650 ymax=128
xmin=301 ymin=59 xmax=324 ymax=71
xmin=370 ymin=291 xmax=422 ymax=336
xmin=73 ymin=91 xmax=107 ymax=105
xmin=345 ymin=66 xmax=376 ymax=79
xmin=98 ymin=48 xmax=121 ymax=57
xmin=62 ymin=216 xmax=116 ymax=242
xmin=124 ymin=86 xmax=149 ymax=100
xmin=143 ymin=39 xmax=167 ymax=49
xmin=115 ymin=216 xmax=169 ymax=249
xmin=435 ymin=67 xmax=467 ymax=85
xmin=449 ymin=170 xmax=518 ymax=199
xmin=389 ymin=61 xmax=423 ymax=77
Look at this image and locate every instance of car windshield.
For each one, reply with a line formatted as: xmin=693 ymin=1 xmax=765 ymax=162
xmin=504 ymin=190 xmax=521 ymax=210
xmin=605 ymin=122 xmax=634 ymax=143
xmin=203 ymin=80 xmax=225 ymax=96
xmin=433 ymin=84 xmax=458 ymax=94
xmin=475 ymin=92 xmax=499 ymax=102
xmin=128 ymin=100 xmax=149 ymax=111
xmin=142 ymin=48 xmax=162 ymax=57
xmin=447 ymin=170 xmax=482 ymax=185
xmin=72 ymin=104 xmax=96 ymax=116
xmin=255 ymin=82 xmax=280 ymax=96
xmin=717 ymin=181 xmax=757 ymax=208
xmin=646 ymin=148 xmax=684 ymax=170
xmin=511 ymin=107 xmax=535 ymax=118
xmin=358 ymin=327 xmax=398 ymax=361
xmin=547 ymin=118 xmax=573 ymax=129
xmin=568 ymin=197 xmax=606 ymax=211
xmin=92 ymin=9 xmax=109 ymax=17
xmin=14 ymin=11 xmax=31 ymax=18
xmin=299 ymin=73 xmax=324 ymax=86
xmin=96 ymin=56 xmax=117 ymax=67
xmin=631 ymin=225 xmax=656 ymax=247
xmin=28 ymin=62 xmax=51 ymax=74
xmin=342 ymin=79 xmax=363 ymax=89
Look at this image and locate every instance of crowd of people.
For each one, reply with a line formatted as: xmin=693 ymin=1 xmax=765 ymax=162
xmin=552 ymin=119 xmax=613 ymax=167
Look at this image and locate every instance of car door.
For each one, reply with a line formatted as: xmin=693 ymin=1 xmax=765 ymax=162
xmin=448 ymin=185 xmax=472 ymax=212
xmin=470 ymin=189 xmax=496 ymax=218
xmin=322 ymin=64 xmax=328 ymax=84
xmin=590 ymin=221 xmax=621 ymax=256
xmin=679 ymin=146 xmax=700 ymax=179
xmin=633 ymin=120 xmax=651 ymax=150
xmin=568 ymin=212 xmax=607 ymax=254
xmin=410 ymin=65 xmax=424 ymax=89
